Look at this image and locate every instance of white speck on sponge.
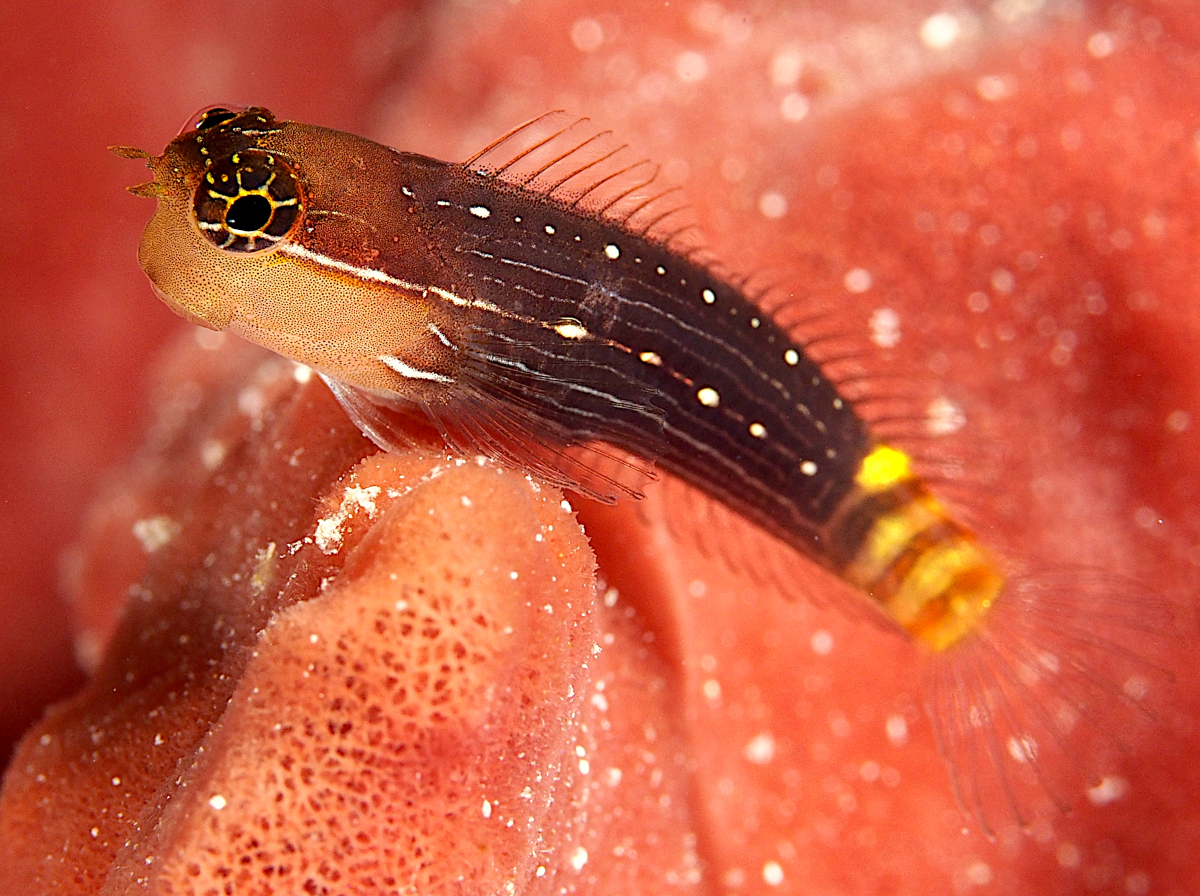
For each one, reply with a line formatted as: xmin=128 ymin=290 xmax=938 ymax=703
xmin=743 ymin=732 xmax=777 ymax=765
xmin=132 ymin=515 xmax=179 ymax=553
xmin=763 ymin=861 xmax=785 ymax=886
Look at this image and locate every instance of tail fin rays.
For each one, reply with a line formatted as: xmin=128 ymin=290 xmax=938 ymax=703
xmin=923 ymin=570 xmax=1178 ymax=837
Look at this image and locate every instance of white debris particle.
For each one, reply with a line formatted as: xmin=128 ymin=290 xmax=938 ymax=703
xmin=810 ymin=629 xmax=833 ymax=656
xmin=237 ymin=385 xmax=267 ymax=419
xmin=208 ymin=794 xmax=227 ymax=811
xmin=312 ymin=484 xmax=383 ymax=554
xmin=869 ymin=307 xmax=902 ymax=348
xmin=780 ymin=92 xmax=809 ymax=122
xmin=1007 ymin=735 xmax=1036 ymax=763
xmin=250 ymin=541 xmax=277 ymax=595
xmin=344 ymin=485 xmax=381 ymax=516
xmin=921 ymin=12 xmax=961 ymax=49
xmin=1087 ymin=31 xmax=1115 ymax=58
xmin=743 ymin=732 xmax=777 ymax=765
xmin=829 ymin=711 xmax=851 ymax=738
xmin=570 ymin=17 xmax=604 ymax=52
xmin=885 ymin=714 xmax=909 ymax=746
xmin=591 ymin=692 xmax=609 ymax=712
xmin=762 ymin=860 xmax=785 ymax=886
xmin=843 ymin=267 xmax=872 ymax=294
xmin=1056 ymin=842 xmax=1082 ymax=868
xmin=38 ymin=734 xmax=51 ymax=746
xmin=1087 ymin=775 xmax=1129 ymax=805
xmin=111 ymin=777 xmax=121 ymax=786
xmin=535 ymin=865 xmax=546 ymax=877
xmin=702 ymin=678 xmax=722 ymax=701
xmin=976 ymin=74 xmax=1016 ymax=102
xmin=603 ymin=586 xmax=619 ymax=607
xmin=132 ymin=515 xmax=179 ymax=553
xmin=461 ymin=495 xmax=472 ymax=507
xmin=90 ymin=826 xmax=100 ymax=838
xmin=771 ymin=47 xmax=803 ymax=86
xmin=759 ymin=191 xmax=788 ymax=219
xmin=964 ymin=860 xmax=992 ymax=886
xmin=153 ymin=733 xmax=164 ymax=746
xmin=991 ymin=267 xmax=1015 ymax=293
xmin=676 ymin=50 xmax=708 ymax=82
xmin=579 ymin=759 xmax=590 ymax=774
xmin=926 ymin=396 xmax=966 ymax=435
xmin=561 ymin=499 xmax=573 ymax=513
xmin=967 ymin=290 xmax=990 ymax=312
xmin=606 ymin=767 xmax=623 ymax=787
xmin=292 ymin=363 xmax=313 ymax=384
xmin=313 ymin=517 xmax=343 ymax=554
xmin=1120 ymin=677 xmax=1153 ymax=709
xmin=482 ymin=799 xmax=492 ymax=818
xmin=200 ymin=439 xmax=227 ymax=470
xmin=570 ymin=846 xmax=589 ymax=871
xmin=688 ymin=579 xmax=707 ymax=598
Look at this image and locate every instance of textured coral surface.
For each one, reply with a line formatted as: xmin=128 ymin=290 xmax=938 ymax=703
xmin=4 ymin=0 xmax=1200 ymax=894
xmin=1 ymin=338 xmax=696 ymax=893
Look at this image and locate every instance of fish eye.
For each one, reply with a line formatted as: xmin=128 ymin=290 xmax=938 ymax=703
xmin=193 ymin=150 xmax=303 ymax=253
xmin=196 ymin=107 xmax=239 ymax=130
xmin=181 ymin=104 xmax=247 ymax=135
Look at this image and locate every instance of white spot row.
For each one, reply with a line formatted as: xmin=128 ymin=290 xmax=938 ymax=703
xmin=553 ymin=319 xmax=589 ymax=339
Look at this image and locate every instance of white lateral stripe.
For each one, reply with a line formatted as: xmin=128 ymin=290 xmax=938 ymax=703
xmin=280 ymin=243 xmax=508 ymax=316
xmin=427 ymin=321 xmax=455 ymax=349
xmin=378 ymin=354 xmax=456 ymax=384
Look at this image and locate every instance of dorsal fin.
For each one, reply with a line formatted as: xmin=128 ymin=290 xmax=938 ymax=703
xmin=464 ymin=112 xmax=703 ymax=252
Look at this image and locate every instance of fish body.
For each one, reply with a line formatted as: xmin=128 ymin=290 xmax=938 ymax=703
xmin=117 ymin=106 xmax=1172 ymax=833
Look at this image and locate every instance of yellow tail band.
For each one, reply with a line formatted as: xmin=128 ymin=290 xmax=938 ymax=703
xmin=837 ymin=445 xmax=1005 ymax=652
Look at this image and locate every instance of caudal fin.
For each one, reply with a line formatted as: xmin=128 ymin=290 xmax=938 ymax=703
xmin=922 ymin=569 xmax=1178 ymax=837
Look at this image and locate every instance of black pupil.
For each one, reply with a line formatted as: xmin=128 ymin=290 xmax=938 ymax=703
xmin=226 ymin=195 xmax=272 ymax=233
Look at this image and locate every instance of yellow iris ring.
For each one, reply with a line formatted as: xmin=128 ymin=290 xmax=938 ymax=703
xmin=843 ymin=445 xmax=1004 ymax=652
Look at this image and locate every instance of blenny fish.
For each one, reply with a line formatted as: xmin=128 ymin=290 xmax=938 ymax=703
xmin=115 ymin=106 xmax=1171 ymax=834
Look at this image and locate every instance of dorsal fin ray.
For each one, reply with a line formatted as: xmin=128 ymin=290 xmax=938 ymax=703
xmin=463 ymin=112 xmax=702 ymax=251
